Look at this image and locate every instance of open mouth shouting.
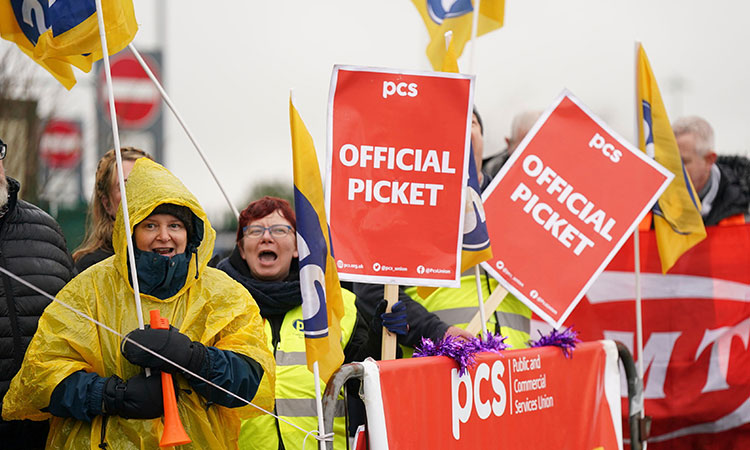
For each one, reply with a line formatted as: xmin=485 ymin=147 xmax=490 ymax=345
xmin=258 ymin=250 xmax=278 ymax=264
xmin=239 ymin=211 xmax=298 ymax=281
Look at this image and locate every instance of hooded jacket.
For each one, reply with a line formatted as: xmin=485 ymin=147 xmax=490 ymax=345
xmin=1 ymin=159 xmax=275 ymax=449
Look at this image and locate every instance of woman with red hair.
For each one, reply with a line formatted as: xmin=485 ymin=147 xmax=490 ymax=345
xmin=217 ymin=196 xmax=382 ymax=450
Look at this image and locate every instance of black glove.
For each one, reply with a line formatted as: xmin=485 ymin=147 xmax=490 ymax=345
xmin=373 ymin=300 xmax=409 ymax=336
xmin=102 ymin=372 xmax=165 ymax=419
xmin=121 ymin=325 xmax=207 ymax=375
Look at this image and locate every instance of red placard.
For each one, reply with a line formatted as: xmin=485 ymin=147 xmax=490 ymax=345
xmin=326 ymin=66 xmax=473 ymax=286
xmin=363 ymin=341 xmax=622 ymax=449
xmin=481 ymin=91 xmax=672 ymax=328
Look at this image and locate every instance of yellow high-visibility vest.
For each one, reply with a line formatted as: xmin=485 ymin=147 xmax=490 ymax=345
xmin=404 ymin=274 xmax=531 ymax=357
xmin=239 ymin=289 xmax=358 ymax=450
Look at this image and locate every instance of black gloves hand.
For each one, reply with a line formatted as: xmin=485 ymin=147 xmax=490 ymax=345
xmin=102 ymin=372 xmax=165 ymax=419
xmin=373 ymin=300 xmax=409 ymax=336
xmin=121 ymin=325 xmax=207 ymax=375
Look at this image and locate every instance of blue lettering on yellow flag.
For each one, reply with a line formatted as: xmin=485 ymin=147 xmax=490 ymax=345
xmin=427 ymin=0 xmax=473 ymax=23
xmin=1 ymin=0 xmax=137 ymax=89
xmin=294 ymin=186 xmax=330 ymax=339
xmin=11 ymin=0 xmax=96 ymax=44
xmin=290 ymin=96 xmax=345 ymax=382
xmin=642 ymin=100 xmax=655 ymax=157
xmin=463 ymin=143 xmax=491 ymax=252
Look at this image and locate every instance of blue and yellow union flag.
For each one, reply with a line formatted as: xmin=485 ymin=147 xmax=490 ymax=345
xmin=0 ymin=0 xmax=137 ymax=89
xmin=290 ymin=96 xmax=345 ymax=382
xmin=636 ymin=43 xmax=706 ymax=273
xmin=411 ymin=0 xmax=504 ymax=70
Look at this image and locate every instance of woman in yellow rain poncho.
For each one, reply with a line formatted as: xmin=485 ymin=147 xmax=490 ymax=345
xmin=2 ymin=158 xmax=275 ymax=449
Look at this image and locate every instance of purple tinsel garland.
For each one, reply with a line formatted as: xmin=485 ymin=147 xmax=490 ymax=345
xmin=414 ymin=332 xmax=510 ymax=376
xmin=529 ymin=326 xmax=581 ymax=358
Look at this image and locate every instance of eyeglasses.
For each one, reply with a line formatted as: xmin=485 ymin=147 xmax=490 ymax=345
xmin=243 ymin=224 xmax=293 ymax=238
xmin=0 ymin=138 xmax=6 ymax=160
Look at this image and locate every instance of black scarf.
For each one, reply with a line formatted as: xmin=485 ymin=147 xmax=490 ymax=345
xmin=217 ymin=247 xmax=302 ymax=317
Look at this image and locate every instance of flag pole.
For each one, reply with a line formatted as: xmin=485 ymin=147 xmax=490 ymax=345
xmin=468 ymin=0 xmax=482 ymax=74
xmin=634 ymin=233 xmax=645 ymax=382
xmin=94 ymin=0 xmax=146 ymax=334
xmin=465 ymin=278 xmax=507 ymax=337
xmin=127 ymin=43 xmax=241 ymax=219
xmin=445 ymin=29 xmax=487 ymax=338
xmin=381 ymin=284 xmax=399 ymax=360
xmin=633 ymin=40 xmax=647 ymax=448
xmin=313 ymin=361 xmax=327 ymax=450
xmin=444 ymin=30 xmax=453 ymax=51
xmin=473 ymin=266 xmax=489 ymax=337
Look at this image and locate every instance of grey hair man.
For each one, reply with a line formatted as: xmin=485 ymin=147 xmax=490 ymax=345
xmin=673 ymin=116 xmax=750 ymax=226
xmin=483 ymin=110 xmax=543 ymax=178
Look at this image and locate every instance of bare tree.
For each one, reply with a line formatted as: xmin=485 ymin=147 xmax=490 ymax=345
xmin=0 ymin=46 xmax=43 ymax=202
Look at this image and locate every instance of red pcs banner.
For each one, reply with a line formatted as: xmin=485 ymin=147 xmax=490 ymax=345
xmin=326 ymin=66 xmax=473 ymax=287
xmin=482 ymin=91 xmax=672 ymax=328
xmin=362 ymin=341 xmax=623 ymax=449
xmin=568 ymin=224 xmax=750 ymax=449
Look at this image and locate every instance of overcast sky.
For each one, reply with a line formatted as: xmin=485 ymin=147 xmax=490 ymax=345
xmin=3 ymin=0 xmax=749 ymax=221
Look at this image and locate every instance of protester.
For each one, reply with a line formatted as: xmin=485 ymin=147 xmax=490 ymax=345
xmin=2 ymin=158 xmax=275 ymax=449
xmin=673 ymin=116 xmax=750 ymax=226
xmin=73 ymin=147 xmax=153 ymax=272
xmin=483 ymin=109 xmax=543 ymax=178
xmin=471 ymin=107 xmax=490 ymax=189
xmin=0 ymin=137 xmax=76 ymax=449
xmin=216 ymin=196 xmax=384 ymax=450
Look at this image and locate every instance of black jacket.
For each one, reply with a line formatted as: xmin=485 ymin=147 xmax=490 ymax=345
xmin=705 ymin=156 xmax=750 ymax=226
xmin=0 ymin=178 xmax=75 ymax=447
xmin=74 ymin=247 xmax=113 ymax=273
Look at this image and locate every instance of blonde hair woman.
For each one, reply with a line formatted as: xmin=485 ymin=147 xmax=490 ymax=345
xmin=73 ymin=147 xmax=152 ymax=272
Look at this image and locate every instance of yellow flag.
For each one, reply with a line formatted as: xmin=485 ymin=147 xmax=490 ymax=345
xmin=636 ymin=43 xmax=706 ymax=273
xmin=411 ymin=0 xmax=504 ymax=70
xmin=0 ymin=0 xmax=137 ymax=89
xmin=441 ymin=33 xmax=460 ymax=72
xmin=290 ymin=96 xmax=346 ymax=382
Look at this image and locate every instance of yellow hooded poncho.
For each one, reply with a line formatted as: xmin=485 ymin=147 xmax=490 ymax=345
xmin=2 ymin=158 xmax=275 ymax=449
